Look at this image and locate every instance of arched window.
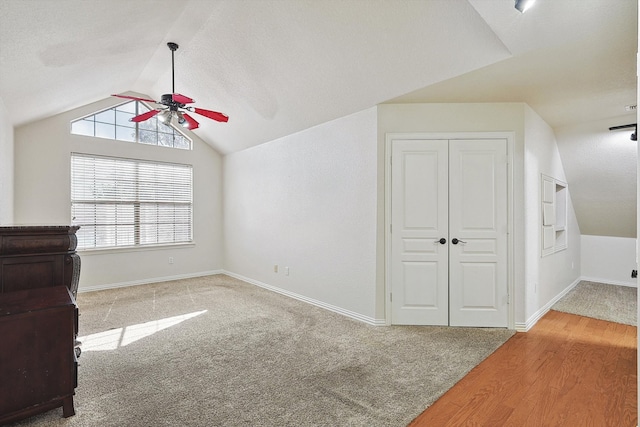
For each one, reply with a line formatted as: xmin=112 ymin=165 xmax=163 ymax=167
xmin=71 ymin=100 xmax=191 ymax=150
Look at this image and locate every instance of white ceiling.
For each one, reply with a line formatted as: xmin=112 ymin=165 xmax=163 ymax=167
xmin=0 ymin=0 xmax=637 ymax=237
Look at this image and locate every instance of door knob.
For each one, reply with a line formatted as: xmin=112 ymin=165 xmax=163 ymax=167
xmin=436 ymin=238 xmax=446 ymax=244
xmin=452 ymin=238 xmax=467 ymax=245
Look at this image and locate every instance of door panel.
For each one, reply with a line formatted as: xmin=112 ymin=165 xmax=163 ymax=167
xmin=449 ymin=139 xmax=508 ymax=327
xmin=403 ymin=261 xmax=439 ymax=306
xmin=459 ymin=262 xmax=497 ymax=307
xmin=391 ymin=140 xmax=448 ymax=325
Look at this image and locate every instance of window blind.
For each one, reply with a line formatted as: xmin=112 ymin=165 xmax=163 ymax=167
xmin=71 ymin=153 xmax=193 ymax=250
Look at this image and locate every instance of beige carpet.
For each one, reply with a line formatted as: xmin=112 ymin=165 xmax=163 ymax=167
xmin=8 ymin=275 xmax=514 ymax=427
xmin=552 ymin=280 xmax=637 ymax=326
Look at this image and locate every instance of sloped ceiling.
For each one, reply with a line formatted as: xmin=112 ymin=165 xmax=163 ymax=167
xmin=0 ymin=0 xmax=637 ymax=237
xmin=0 ymin=0 xmax=513 ymax=152
xmin=388 ymin=0 xmax=638 ymax=237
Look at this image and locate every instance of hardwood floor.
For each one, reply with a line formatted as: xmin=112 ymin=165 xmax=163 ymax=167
xmin=409 ymin=310 xmax=637 ymax=427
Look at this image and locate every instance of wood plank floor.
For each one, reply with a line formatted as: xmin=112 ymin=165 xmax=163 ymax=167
xmin=409 ymin=310 xmax=637 ymax=427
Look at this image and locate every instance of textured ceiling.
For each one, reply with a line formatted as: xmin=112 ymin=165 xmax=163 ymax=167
xmin=0 ymin=0 xmax=637 ymax=237
xmin=0 ymin=0 xmax=513 ymax=153
xmin=392 ymin=0 xmax=637 ymax=130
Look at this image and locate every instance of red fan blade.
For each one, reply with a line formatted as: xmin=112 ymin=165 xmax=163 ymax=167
xmin=112 ymin=94 xmax=158 ymax=103
xmin=193 ymin=108 xmax=229 ymax=122
xmin=173 ymin=93 xmax=195 ymax=104
xmin=182 ymin=113 xmax=199 ymax=130
xmin=130 ymin=109 xmax=160 ymax=122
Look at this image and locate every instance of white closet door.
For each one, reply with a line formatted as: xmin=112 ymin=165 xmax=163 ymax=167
xmin=448 ymin=139 xmax=508 ymax=327
xmin=389 ymin=138 xmax=509 ymax=328
xmin=390 ymin=139 xmax=449 ymax=325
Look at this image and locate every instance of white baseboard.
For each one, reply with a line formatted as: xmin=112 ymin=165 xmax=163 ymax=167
xmin=75 ymin=269 xmax=386 ymax=326
xmin=580 ymin=276 xmax=637 ymax=288
xmin=79 ymin=271 xmax=623 ymax=331
xmin=515 ymin=277 xmax=582 ymax=332
xmin=223 ymin=271 xmax=386 ymax=326
xmin=77 ymin=270 xmax=225 ymax=293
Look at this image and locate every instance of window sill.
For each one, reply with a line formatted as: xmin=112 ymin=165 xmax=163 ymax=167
xmin=78 ymin=242 xmax=195 ymax=256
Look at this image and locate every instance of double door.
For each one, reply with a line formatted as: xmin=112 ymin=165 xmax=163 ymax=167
xmin=390 ymin=138 xmax=508 ymax=327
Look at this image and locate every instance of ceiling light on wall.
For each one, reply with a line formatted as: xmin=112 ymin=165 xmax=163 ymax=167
xmin=608 ymin=123 xmax=637 ymax=141
xmin=515 ymin=0 xmax=536 ymax=13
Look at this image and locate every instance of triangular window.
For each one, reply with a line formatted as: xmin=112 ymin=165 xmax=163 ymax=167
xmin=71 ymin=100 xmax=191 ymax=150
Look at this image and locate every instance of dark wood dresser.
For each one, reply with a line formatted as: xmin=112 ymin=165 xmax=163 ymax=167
xmin=0 ymin=286 xmax=79 ymax=424
xmin=0 ymin=226 xmax=81 ymax=297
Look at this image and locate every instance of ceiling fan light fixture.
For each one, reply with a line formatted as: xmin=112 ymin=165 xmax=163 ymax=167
xmin=158 ymin=110 xmax=172 ymax=123
xmin=176 ymin=111 xmax=189 ymax=128
xmin=111 ymin=42 xmax=228 ymax=128
xmin=515 ymin=0 xmax=536 ymax=13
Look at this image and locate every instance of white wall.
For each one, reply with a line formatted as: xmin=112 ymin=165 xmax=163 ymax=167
xmin=0 ymin=98 xmax=13 ymax=224
xmin=223 ymin=108 xmax=379 ymax=323
xmin=555 ymin=117 xmax=637 ymax=238
xmin=523 ymin=105 xmax=581 ymax=326
xmin=13 ymin=95 xmax=224 ymax=290
xmin=581 ymin=235 xmax=637 ymax=287
xmin=7 ymin=96 xmax=582 ymax=329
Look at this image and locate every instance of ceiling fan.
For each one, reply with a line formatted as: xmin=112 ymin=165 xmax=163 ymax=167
xmin=112 ymin=42 xmax=228 ymax=130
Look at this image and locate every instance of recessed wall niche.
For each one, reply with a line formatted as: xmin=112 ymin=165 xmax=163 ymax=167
xmin=541 ymin=174 xmax=567 ymax=257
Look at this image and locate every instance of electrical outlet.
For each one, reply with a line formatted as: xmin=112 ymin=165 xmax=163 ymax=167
xmin=274 ymin=265 xmax=278 ymax=273
xmin=169 ymin=257 xmax=174 ymax=264
xmin=285 ymin=267 xmax=289 ymax=276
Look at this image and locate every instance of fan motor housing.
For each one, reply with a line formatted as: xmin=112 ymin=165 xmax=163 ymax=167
xmin=161 ymin=94 xmax=183 ymax=111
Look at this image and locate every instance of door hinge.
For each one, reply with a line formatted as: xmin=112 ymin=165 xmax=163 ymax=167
xmin=390 ymin=293 xmax=392 ymax=302
xmin=390 ymin=224 xmax=392 ymax=233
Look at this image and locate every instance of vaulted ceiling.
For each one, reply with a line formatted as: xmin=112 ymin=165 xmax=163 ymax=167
xmin=0 ymin=0 xmax=637 ymax=237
